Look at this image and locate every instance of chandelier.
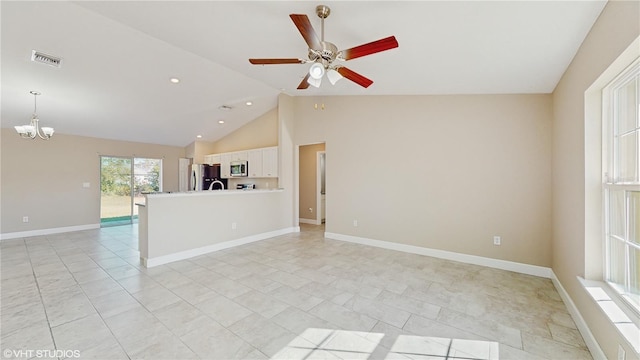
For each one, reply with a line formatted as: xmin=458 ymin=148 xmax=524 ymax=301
xmin=14 ymin=91 xmax=54 ymax=140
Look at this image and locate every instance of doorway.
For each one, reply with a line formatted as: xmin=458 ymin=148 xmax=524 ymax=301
xmin=100 ymin=156 xmax=162 ymax=226
xmin=299 ymin=143 xmax=326 ymax=225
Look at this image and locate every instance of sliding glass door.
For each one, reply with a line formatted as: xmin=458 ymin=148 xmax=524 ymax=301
xmin=100 ymin=156 xmax=162 ymax=226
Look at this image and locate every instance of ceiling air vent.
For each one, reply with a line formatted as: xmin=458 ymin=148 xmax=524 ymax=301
xmin=31 ymin=50 xmax=62 ymax=68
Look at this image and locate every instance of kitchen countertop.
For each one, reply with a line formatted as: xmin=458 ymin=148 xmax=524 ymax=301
xmin=144 ymin=189 xmax=284 ymax=198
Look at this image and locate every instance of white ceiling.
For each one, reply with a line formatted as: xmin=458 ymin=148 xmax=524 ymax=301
xmin=1 ymin=1 xmax=607 ymax=147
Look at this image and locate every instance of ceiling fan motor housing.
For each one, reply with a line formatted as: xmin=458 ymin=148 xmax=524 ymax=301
xmin=320 ymin=41 xmax=337 ymax=62
xmin=308 ymin=41 xmax=338 ymax=68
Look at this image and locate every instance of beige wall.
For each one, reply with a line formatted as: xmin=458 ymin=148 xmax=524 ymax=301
xmin=184 ymin=140 xmax=215 ymax=164
xmin=210 ymin=108 xmax=278 ymax=153
xmin=299 ymin=143 xmax=325 ymax=221
xmin=278 ymin=94 xmax=297 ymax=228
xmin=293 ymin=94 xmax=552 ymax=267
xmin=0 ymin=130 xmax=185 ymax=234
xmin=552 ymin=1 xmax=640 ymax=358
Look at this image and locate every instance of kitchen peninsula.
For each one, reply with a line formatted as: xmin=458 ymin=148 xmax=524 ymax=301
xmin=137 ymin=189 xmax=295 ymax=267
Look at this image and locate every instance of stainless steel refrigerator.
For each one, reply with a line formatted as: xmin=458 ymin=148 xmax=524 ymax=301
xmin=189 ymin=164 xmax=227 ymax=191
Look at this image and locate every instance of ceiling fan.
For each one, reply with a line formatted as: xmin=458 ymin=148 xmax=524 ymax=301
xmin=249 ymin=5 xmax=399 ymax=90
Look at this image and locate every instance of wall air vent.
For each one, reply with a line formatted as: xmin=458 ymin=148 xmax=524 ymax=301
xmin=31 ymin=50 xmax=62 ymax=68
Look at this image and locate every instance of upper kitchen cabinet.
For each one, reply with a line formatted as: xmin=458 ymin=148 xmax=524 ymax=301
xmin=220 ymin=153 xmax=231 ymax=178
xmin=203 ymin=154 xmax=221 ymax=165
xmin=208 ymin=147 xmax=277 ymax=179
xmin=247 ymin=147 xmax=277 ymax=178
xmin=247 ymin=149 xmax=263 ymax=178
xmin=262 ymin=147 xmax=278 ymax=178
xmin=229 ymin=152 xmax=248 ymax=161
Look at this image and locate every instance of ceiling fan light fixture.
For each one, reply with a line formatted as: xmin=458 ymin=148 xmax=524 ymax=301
xmin=309 ymin=62 xmax=325 ymax=80
xmin=307 ymin=76 xmax=322 ymax=88
xmin=327 ymin=69 xmax=343 ymax=85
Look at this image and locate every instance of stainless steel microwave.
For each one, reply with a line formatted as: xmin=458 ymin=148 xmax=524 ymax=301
xmin=230 ymin=160 xmax=247 ymax=177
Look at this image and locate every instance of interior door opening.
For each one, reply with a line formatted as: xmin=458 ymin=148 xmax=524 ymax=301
xmin=100 ymin=156 xmax=162 ymax=227
xmin=298 ymin=143 xmax=326 ymax=228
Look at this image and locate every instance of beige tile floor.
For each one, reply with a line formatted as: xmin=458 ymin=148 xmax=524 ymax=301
xmin=1 ymin=224 xmax=592 ymax=360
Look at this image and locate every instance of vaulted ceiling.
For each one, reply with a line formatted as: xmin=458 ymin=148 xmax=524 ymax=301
xmin=1 ymin=1 xmax=607 ymax=146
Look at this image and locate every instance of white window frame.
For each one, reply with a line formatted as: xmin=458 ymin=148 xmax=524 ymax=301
xmin=602 ymin=58 xmax=640 ymax=317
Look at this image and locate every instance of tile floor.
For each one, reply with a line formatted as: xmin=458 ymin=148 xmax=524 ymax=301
xmin=1 ymin=224 xmax=592 ymax=359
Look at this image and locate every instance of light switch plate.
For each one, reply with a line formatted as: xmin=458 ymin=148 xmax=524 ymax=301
xmin=83 ymin=182 xmax=90 ymax=188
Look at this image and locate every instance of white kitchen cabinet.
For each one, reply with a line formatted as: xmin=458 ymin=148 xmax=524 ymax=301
xmin=262 ymin=147 xmax=278 ymax=178
xmin=203 ymin=154 xmax=221 ymax=165
xmin=213 ymin=147 xmax=276 ymax=179
xmin=229 ymin=152 xmax=248 ymax=161
xmin=247 ymin=149 xmax=263 ymax=178
xmin=220 ymin=153 xmax=231 ymax=178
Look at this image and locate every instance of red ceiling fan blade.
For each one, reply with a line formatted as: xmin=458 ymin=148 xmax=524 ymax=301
xmin=297 ymin=73 xmax=311 ymax=90
xmin=336 ymin=67 xmax=373 ymax=88
xmin=340 ymin=36 xmax=399 ymax=61
xmin=249 ymin=58 xmax=305 ymax=65
xmin=290 ymin=14 xmax=321 ymax=50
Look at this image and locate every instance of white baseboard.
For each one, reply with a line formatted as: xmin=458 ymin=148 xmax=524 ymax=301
xmin=551 ymin=272 xmax=606 ymax=360
xmin=143 ymin=226 xmax=300 ymax=268
xmin=299 ymin=218 xmax=321 ymax=225
xmin=324 ymin=232 xmax=552 ymax=278
xmin=0 ymin=224 xmax=101 ymax=241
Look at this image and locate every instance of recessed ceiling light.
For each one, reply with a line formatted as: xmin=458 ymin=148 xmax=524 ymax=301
xmin=245 ymin=101 xmax=253 ymax=106
xmin=196 ymin=135 xmax=202 ymax=139
xmin=218 ymin=120 xmax=225 ymax=124
xmin=170 ymin=77 xmax=180 ymax=84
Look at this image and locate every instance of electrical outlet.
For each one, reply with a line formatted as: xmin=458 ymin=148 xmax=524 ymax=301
xmin=618 ymin=344 xmax=625 ymax=360
xmin=353 ymin=220 xmax=358 ymax=227
xmin=231 ymin=222 xmax=237 ymax=230
xmin=493 ymin=236 xmax=501 ymax=245
xmin=22 ymin=216 xmax=29 ymax=223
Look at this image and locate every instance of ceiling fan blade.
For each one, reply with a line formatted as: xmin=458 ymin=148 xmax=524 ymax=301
xmin=340 ymin=36 xmax=399 ymax=61
xmin=336 ymin=67 xmax=373 ymax=88
xmin=297 ymin=73 xmax=311 ymax=90
xmin=249 ymin=58 xmax=305 ymax=65
xmin=290 ymin=14 xmax=321 ymax=50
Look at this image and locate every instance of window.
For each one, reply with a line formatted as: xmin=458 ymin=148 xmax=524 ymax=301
xmin=603 ymin=59 xmax=640 ymax=314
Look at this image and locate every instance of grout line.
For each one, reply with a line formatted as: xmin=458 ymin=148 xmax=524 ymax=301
xmin=24 ymin=237 xmax=60 ymax=355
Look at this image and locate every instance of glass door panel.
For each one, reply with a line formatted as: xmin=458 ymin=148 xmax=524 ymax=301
xmin=133 ymin=158 xmax=162 ymax=218
xmin=100 ymin=156 xmax=133 ymax=226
